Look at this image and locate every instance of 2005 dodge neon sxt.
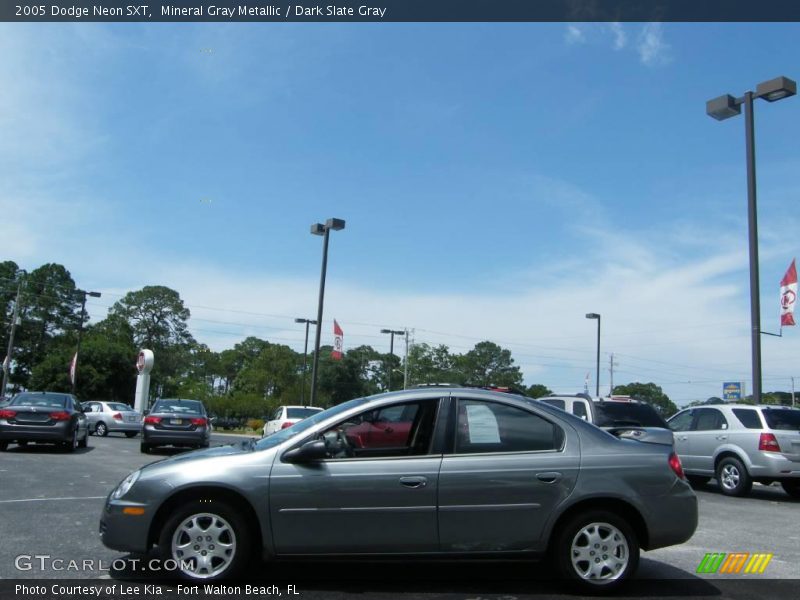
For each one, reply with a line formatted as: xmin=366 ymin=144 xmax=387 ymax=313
xmin=100 ymin=388 xmax=697 ymax=590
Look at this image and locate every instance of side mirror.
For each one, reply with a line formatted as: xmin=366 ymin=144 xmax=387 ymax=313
xmin=283 ymin=439 xmax=327 ymax=463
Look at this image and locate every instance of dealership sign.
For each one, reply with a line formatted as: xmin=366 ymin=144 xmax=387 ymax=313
xmin=723 ymin=382 xmax=742 ymax=401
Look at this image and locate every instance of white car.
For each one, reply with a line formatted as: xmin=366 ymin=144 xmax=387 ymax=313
xmin=263 ymin=405 xmax=324 ymax=436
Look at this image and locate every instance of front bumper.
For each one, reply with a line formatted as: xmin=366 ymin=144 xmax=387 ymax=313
xmin=0 ymin=421 xmax=72 ymax=442
xmin=99 ymin=495 xmax=153 ymax=554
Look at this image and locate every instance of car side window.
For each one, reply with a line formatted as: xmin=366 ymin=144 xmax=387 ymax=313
xmin=733 ymin=408 xmax=762 ymax=429
xmin=694 ymin=408 xmax=727 ymax=431
xmin=319 ymin=399 xmax=439 ymax=459
xmin=573 ymin=401 xmax=589 ymax=420
xmin=668 ymin=410 xmax=693 ymax=432
xmin=454 ymin=399 xmax=563 ymax=454
xmin=542 ymin=399 xmax=566 ymax=410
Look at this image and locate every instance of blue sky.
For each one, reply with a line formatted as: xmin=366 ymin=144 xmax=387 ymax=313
xmin=2 ymin=22 xmax=800 ymax=405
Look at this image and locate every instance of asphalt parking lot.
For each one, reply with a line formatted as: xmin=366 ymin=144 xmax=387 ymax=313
xmin=0 ymin=432 xmax=797 ymax=598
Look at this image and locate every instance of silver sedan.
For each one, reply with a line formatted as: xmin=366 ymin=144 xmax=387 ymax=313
xmin=84 ymin=401 xmax=142 ymax=437
xmin=100 ymin=388 xmax=697 ymax=590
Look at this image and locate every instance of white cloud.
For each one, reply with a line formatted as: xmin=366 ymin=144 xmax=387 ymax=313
xmin=607 ymin=22 xmax=627 ymax=50
xmin=564 ymin=25 xmax=586 ymax=45
xmin=638 ymin=23 xmax=672 ymax=67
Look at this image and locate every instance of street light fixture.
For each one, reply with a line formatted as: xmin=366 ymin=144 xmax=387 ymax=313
xmin=308 ymin=218 xmax=346 ymax=407
xmin=585 ymin=313 xmax=600 ymax=397
xmin=706 ymin=75 xmax=796 ymax=404
xmin=380 ymin=328 xmax=405 ymax=391
xmin=72 ymin=289 xmax=102 ymax=394
xmin=294 ymin=317 xmax=317 ymax=407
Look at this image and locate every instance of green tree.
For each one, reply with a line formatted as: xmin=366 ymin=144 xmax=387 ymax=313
xmin=527 ymin=384 xmax=553 ymax=398
xmin=407 ymin=343 xmax=458 ymax=386
xmin=318 ymin=345 xmax=382 ymax=406
xmin=612 ymin=382 xmax=679 ymax=417
xmin=458 ymin=341 xmax=523 ymax=388
xmin=0 ymin=260 xmax=21 ymax=354
xmin=109 ymin=286 xmax=195 ymax=397
xmin=236 ymin=342 xmax=301 ymax=401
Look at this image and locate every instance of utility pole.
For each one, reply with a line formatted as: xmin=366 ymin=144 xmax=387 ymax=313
xmin=792 ymin=377 xmax=796 ymax=408
xmin=72 ymin=289 xmax=102 ymax=394
xmin=2 ymin=278 xmax=24 ymax=396
xmin=403 ymin=329 xmax=409 ymax=390
xmin=608 ymin=353 xmax=619 ymax=397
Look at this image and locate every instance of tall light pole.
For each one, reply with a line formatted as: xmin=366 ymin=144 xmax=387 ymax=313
xmin=2 ymin=271 xmax=26 ymax=397
xmin=585 ymin=313 xmax=600 ymax=397
xmin=309 ymin=218 xmax=345 ymax=407
xmin=380 ymin=328 xmax=405 ymax=391
xmin=72 ymin=289 xmax=102 ymax=394
xmin=295 ymin=317 xmax=317 ymax=407
xmin=707 ymin=76 xmax=796 ymax=404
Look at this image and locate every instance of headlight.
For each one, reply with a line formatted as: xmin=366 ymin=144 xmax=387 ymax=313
xmin=112 ymin=470 xmax=140 ymax=500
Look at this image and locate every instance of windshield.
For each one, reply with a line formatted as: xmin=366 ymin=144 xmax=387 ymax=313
xmin=287 ymin=407 xmax=324 ymax=419
xmin=762 ymin=409 xmax=800 ymax=431
xmin=152 ymin=400 xmax=203 ymax=415
xmin=11 ymin=394 xmax=67 ymax=408
xmin=593 ymin=402 xmax=668 ymax=428
xmin=254 ymin=397 xmax=369 ymax=451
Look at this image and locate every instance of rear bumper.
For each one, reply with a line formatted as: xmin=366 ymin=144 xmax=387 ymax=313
xmin=0 ymin=421 xmax=72 ymax=442
xmin=142 ymin=426 xmax=208 ymax=446
xmin=749 ymin=452 xmax=800 ymax=480
xmin=643 ymin=480 xmax=698 ymax=550
xmin=102 ymin=420 xmax=141 ymax=433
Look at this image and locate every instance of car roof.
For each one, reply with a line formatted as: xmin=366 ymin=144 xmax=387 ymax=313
xmin=683 ymin=403 xmax=799 ymax=410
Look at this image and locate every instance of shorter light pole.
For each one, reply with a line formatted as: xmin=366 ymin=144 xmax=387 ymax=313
xmin=309 ymin=218 xmax=345 ymax=407
xmin=72 ymin=289 xmax=101 ymax=394
xmin=585 ymin=313 xmax=601 ymax=397
xmin=381 ymin=328 xmax=405 ymax=391
xmin=295 ymin=317 xmax=317 ymax=406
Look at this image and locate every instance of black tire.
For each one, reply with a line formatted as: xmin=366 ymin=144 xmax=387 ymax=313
xmin=95 ymin=422 xmax=109 ymax=437
xmin=63 ymin=428 xmax=78 ymax=453
xmin=781 ymin=481 xmax=800 ymax=499
xmin=555 ymin=510 xmax=640 ymax=591
xmin=78 ymin=429 xmax=88 ymax=449
xmin=0 ymin=442 xmax=7 ymax=451
xmin=716 ymin=456 xmax=752 ymax=497
xmin=686 ymin=475 xmax=710 ymax=487
xmin=157 ymin=499 xmax=251 ymax=580
xmin=140 ymin=443 xmax=151 ymax=454
xmin=18 ymin=440 xmax=28 ymax=447
xmin=125 ymin=432 xmax=138 ymax=438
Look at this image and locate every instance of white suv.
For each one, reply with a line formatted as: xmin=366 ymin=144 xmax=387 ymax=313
xmin=538 ymin=394 xmax=669 ymax=430
xmin=667 ymin=404 xmax=800 ymax=498
xmin=262 ymin=405 xmax=324 ymax=436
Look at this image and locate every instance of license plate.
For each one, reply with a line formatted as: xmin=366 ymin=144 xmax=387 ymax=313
xmin=171 ymin=418 xmax=183 ymax=425
xmin=125 ymin=415 xmax=138 ymax=422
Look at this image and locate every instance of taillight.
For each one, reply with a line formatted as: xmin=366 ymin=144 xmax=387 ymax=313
xmin=144 ymin=416 xmax=161 ymax=425
xmin=668 ymin=452 xmax=685 ymax=480
xmin=759 ymin=433 xmax=781 ymax=453
xmin=0 ymin=409 xmax=16 ymax=419
xmin=281 ymin=421 xmax=294 ymax=429
xmin=50 ymin=411 xmax=71 ymax=421
xmin=112 ymin=412 xmax=123 ymax=420
xmin=190 ymin=417 xmax=207 ymax=426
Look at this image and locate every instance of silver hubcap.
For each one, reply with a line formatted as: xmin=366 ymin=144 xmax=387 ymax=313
xmin=97 ymin=424 xmax=105 ymax=435
xmin=570 ymin=522 xmax=629 ymax=582
xmin=721 ymin=464 xmax=740 ymax=490
xmin=171 ymin=513 xmax=236 ymax=579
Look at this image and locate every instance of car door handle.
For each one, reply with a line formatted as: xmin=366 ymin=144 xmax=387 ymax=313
xmin=399 ymin=476 xmax=427 ymax=488
xmin=536 ymin=472 xmax=562 ymax=484
xmin=716 ymin=435 xmax=728 ymax=441
xmin=678 ymin=436 xmax=688 ymax=441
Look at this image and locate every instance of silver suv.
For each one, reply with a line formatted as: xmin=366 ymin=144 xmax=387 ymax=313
xmin=667 ymin=404 xmax=800 ymax=498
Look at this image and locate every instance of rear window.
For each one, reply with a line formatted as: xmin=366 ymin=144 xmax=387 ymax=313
xmin=106 ymin=402 xmax=133 ymax=412
xmin=761 ymin=409 xmax=800 ymax=431
xmin=152 ymin=400 xmax=203 ymax=415
xmin=733 ymin=408 xmax=762 ymax=429
xmin=11 ymin=393 xmax=67 ymax=408
xmin=540 ymin=399 xmax=566 ymax=410
xmin=592 ymin=402 xmax=668 ymax=428
xmin=287 ymin=407 xmax=323 ymax=419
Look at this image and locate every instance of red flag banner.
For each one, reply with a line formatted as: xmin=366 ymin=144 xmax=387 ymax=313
xmin=69 ymin=352 xmax=78 ymax=386
xmin=780 ymin=259 xmax=797 ymax=327
xmin=331 ymin=320 xmax=344 ymax=360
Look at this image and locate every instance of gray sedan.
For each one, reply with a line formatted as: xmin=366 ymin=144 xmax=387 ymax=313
xmin=140 ymin=399 xmax=211 ymax=453
xmin=0 ymin=391 xmax=89 ymax=451
xmin=100 ymin=388 xmax=697 ymax=590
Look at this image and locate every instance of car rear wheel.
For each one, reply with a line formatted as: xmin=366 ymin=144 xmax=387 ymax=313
xmin=0 ymin=442 xmax=7 ymax=451
xmin=63 ymin=428 xmax=78 ymax=453
xmin=781 ymin=481 xmax=800 ymax=499
xmin=78 ymin=429 xmax=88 ymax=449
xmin=95 ymin=422 xmax=108 ymax=437
xmin=140 ymin=443 xmax=151 ymax=454
xmin=555 ymin=510 xmax=639 ymax=591
xmin=125 ymin=432 xmax=138 ymax=438
xmin=716 ymin=456 xmax=752 ymax=497
xmin=158 ymin=500 xmax=250 ymax=580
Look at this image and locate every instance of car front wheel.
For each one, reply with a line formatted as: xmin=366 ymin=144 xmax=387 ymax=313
xmin=716 ymin=456 xmax=752 ymax=497
xmin=555 ymin=510 xmax=639 ymax=591
xmin=781 ymin=481 xmax=800 ymax=499
xmin=95 ymin=422 xmax=108 ymax=437
xmin=158 ymin=500 xmax=250 ymax=580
